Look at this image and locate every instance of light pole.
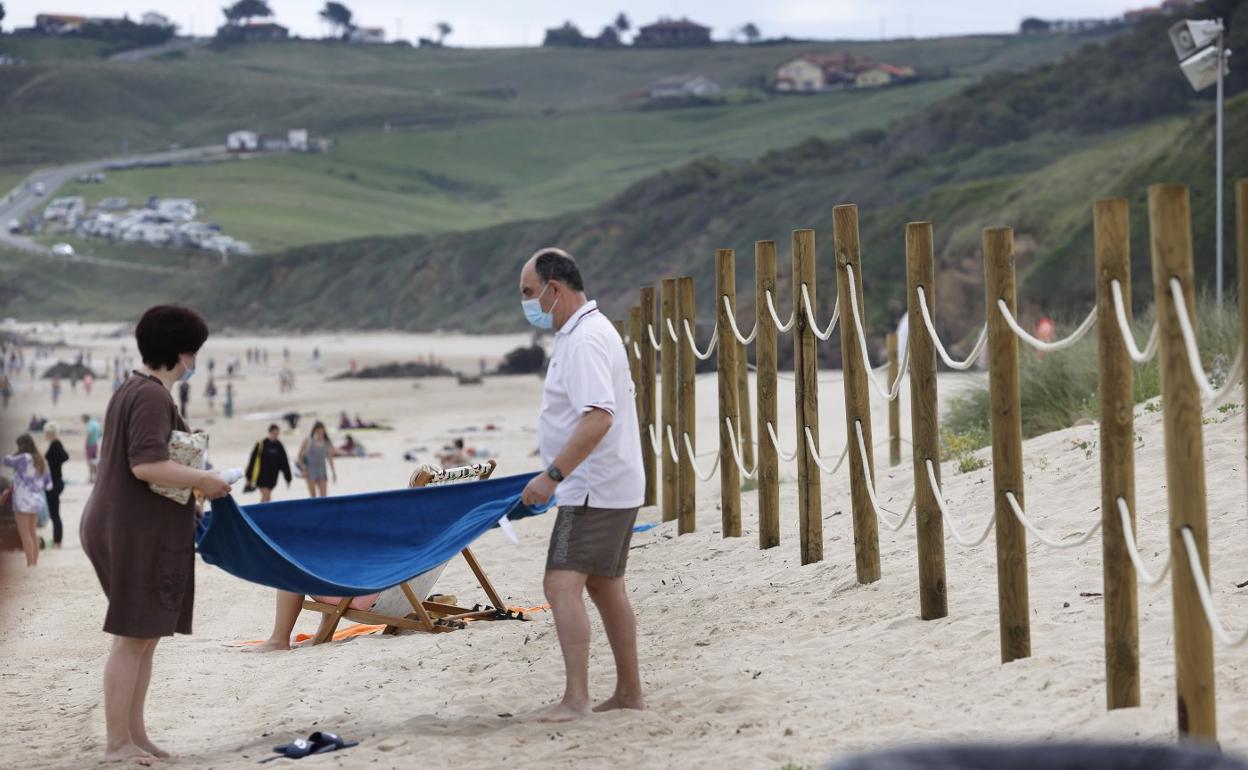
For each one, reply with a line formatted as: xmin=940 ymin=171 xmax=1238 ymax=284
xmin=1169 ymin=18 xmax=1233 ymax=307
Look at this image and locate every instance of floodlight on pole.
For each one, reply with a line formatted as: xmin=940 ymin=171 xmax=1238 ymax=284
xmin=1169 ymin=18 xmax=1232 ymax=308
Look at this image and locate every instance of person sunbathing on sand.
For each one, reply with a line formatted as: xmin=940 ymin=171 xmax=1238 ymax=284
xmin=244 ymin=590 xmax=380 ymax=653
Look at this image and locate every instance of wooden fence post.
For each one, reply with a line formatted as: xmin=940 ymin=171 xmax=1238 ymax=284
xmin=1094 ymin=198 xmax=1140 ymax=711
xmin=677 ymin=275 xmax=697 ymax=535
xmin=1238 ymin=180 xmax=1248 ymax=465
xmin=834 ymin=205 xmax=880 ymax=583
xmin=756 ymin=240 xmax=781 ymax=550
xmin=717 ymin=250 xmax=742 ymax=537
xmin=660 ymin=279 xmax=678 ymax=522
xmin=638 ymin=288 xmax=657 ymax=508
xmin=1149 ymin=184 xmax=1215 ymax=741
xmin=887 ymin=333 xmax=901 ymax=467
xmin=792 ymin=229 xmax=823 ymax=565
xmin=736 ymin=342 xmax=755 ymax=472
xmin=905 ymin=221 xmax=948 ymax=621
xmin=984 ymin=225 xmax=1030 ymax=664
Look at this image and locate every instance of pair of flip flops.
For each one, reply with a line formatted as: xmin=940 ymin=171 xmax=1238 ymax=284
xmin=260 ymin=731 xmax=358 ymax=763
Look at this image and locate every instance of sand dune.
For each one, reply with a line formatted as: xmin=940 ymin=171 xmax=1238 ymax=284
xmin=2 ymin=323 xmax=1246 ymax=769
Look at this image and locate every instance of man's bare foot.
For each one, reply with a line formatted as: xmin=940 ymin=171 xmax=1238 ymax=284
xmin=592 ymin=693 xmax=645 ymax=713
xmin=241 ymin=638 xmax=290 ymax=653
xmin=532 ymin=701 xmax=591 ymax=723
xmin=104 ymin=743 xmax=155 ymax=765
xmin=133 ymin=737 xmax=170 ymax=759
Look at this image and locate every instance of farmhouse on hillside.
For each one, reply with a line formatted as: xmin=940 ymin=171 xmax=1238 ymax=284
xmin=236 ymin=21 xmax=289 ymax=41
xmin=347 ymin=27 xmax=386 ymax=44
xmin=634 ymin=18 xmax=712 ymax=47
xmin=34 ymin=14 xmax=87 ymax=35
xmin=648 ymin=74 xmax=721 ymax=100
xmin=141 ymin=12 xmax=174 ymax=29
xmin=773 ymin=52 xmax=916 ymax=92
xmin=855 ymin=63 xmax=917 ymax=88
xmin=226 ymin=130 xmax=260 ymax=152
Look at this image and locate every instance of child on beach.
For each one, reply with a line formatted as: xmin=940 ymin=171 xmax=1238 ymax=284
xmin=296 ymin=421 xmax=337 ymax=498
xmin=3 ymin=434 xmax=52 ymax=567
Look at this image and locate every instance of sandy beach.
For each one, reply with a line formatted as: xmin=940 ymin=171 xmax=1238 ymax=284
xmin=2 ymin=321 xmax=1246 ymax=769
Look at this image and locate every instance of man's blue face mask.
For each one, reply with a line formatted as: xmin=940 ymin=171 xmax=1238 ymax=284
xmin=522 ymin=281 xmax=558 ymax=330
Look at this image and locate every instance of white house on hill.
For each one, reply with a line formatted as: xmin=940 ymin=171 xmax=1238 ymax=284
xmin=648 ymin=74 xmax=721 ymax=100
xmin=226 ymin=130 xmax=259 ymax=152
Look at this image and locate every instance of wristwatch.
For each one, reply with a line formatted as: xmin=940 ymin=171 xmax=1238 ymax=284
xmin=546 ymin=464 xmax=565 ymax=482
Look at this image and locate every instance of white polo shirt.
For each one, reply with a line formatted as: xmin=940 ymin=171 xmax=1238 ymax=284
xmin=538 ymin=300 xmax=645 ymax=509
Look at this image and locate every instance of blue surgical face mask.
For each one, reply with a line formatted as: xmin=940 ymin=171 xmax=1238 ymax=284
xmin=180 ymin=356 xmax=196 ymax=382
xmin=522 ymin=282 xmax=557 ymax=330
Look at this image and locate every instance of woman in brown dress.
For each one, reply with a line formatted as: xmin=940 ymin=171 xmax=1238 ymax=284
xmin=80 ymin=305 xmax=231 ymax=765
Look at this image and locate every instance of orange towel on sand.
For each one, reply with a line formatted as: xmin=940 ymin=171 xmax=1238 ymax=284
xmin=236 ymin=604 xmax=551 ymax=646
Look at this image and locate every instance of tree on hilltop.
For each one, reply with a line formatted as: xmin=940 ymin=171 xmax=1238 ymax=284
xmin=741 ymin=23 xmax=761 ymax=44
xmin=320 ymin=2 xmax=354 ymax=37
xmin=614 ymin=12 xmax=630 ymax=34
xmin=436 ymin=21 xmax=452 ymax=44
xmin=543 ymin=21 xmax=586 ymax=48
xmin=222 ymin=0 xmax=273 ymax=25
xmin=0 ymin=3 xmax=6 ymax=33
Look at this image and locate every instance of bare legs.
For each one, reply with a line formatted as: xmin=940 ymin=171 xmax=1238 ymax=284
xmin=102 ymin=635 xmax=161 ymax=764
xmin=586 ymin=575 xmax=644 ymax=713
xmin=304 ymin=479 xmax=328 ymax=498
xmin=245 ymin=591 xmax=304 ymax=652
xmin=259 ymin=487 xmax=273 ymax=503
xmin=533 ymin=570 xmax=644 ymax=722
xmin=13 ymin=511 xmax=38 ymax=566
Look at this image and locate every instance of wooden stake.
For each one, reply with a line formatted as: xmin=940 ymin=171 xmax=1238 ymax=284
xmin=717 ymin=250 xmax=742 ymax=537
xmin=905 ymin=221 xmax=947 ymax=621
xmin=1094 ymin=198 xmax=1140 ymax=711
xmin=660 ymin=279 xmax=678 ymax=522
xmin=677 ymin=275 xmax=697 ymax=535
xmin=887 ymin=332 xmax=901 ymax=467
xmin=833 ymin=206 xmax=879 ymax=583
xmin=756 ymin=240 xmax=781 ymax=550
xmin=984 ymin=225 xmax=1030 ymax=664
xmin=1149 ymin=184 xmax=1215 ymax=741
xmin=792 ymin=229 xmax=823 ymax=565
xmin=736 ymin=338 xmax=755 ymax=472
xmin=639 ymin=287 xmax=657 ymax=508
xmin=1238 ymin=180 xmax=1248 ymax=482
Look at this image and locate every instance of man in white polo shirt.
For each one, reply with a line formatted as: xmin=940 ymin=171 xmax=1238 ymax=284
xmin=518 ymin=247 xmax=646 ymax=723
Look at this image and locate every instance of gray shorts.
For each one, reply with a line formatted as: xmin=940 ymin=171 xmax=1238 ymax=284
xmin=546 ymin=502 xmax=639 ymax=578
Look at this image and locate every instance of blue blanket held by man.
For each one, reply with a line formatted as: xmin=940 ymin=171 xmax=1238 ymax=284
xmin=195 ymin=472 xmax=546 ymax=596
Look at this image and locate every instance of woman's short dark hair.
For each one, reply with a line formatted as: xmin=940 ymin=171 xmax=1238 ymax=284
xmin=135 ymin=305 xmax=209 ymax=371
xmin=533 ymin=248 xmax=584 ymax=292
xmin=268 ymin=424 xmax=280 ymax=434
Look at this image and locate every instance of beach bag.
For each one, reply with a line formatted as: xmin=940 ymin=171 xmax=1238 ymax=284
xmin=150 ymin=430 xmax=208 ymax=505
xmin=36 ymin=493 xmax=49 ymax=529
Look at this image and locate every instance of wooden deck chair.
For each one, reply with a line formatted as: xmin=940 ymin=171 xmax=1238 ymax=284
xmin=300 ymin=459 xmax=526 ymax=644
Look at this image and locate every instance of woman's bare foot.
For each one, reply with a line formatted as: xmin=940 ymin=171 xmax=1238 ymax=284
xmin=241 ymin=638 xmax=290 ymax=653
xmin=104 ymin=742 xmax=156 ymax=765
xmin=532 ymin=701 xmax=591 ymax=723
xmin=592 ymin=693 xmax=645 ymax=713
xmin=133 ymin=737 xmax=170 ymax=759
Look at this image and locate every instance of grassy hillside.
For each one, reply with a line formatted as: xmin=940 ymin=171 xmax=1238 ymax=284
xmin=0 ymin=31 xmax=1109 ymax=169
xmin=52 ymin=78 xmax=968 ymax=250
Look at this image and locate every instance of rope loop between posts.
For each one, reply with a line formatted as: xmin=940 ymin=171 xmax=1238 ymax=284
xmin=1003 ymin=491 xmax=1101 ymax=548
xmin=664 ymin=424 xmax=681 ymax=464
xmin=803 ymin=425 xmax=849 ymax=476
xmin=798 ymin=283 xmax=839 ymax=341
xmin=647 ymin=423 xmax=663 ymax=457
xmin=925 ymin=459 xmax=995 ymax=547
xmin=721 ymin=295 xmax=758 ymax=345
xmin=1179 ymin=527 xmax=1248 ymax=647
xmin=765 ymin=421 xmax=799 ymax=462
xmin=765 ymin=289 xmax=796 ymax=333
xmin=1168 ymin=278 xmax=1245 ymax=405
xmin=632 ymin=341 xmax=642 ymax=361
xmin=844 ymin=264 xmax=910 ymax=401
xmin=681 ymin=431 xmax=720 ymax=481
xmin=665 ymin=317 xmax=680 ymax=344
xmin=851 ymin=420 xmax=914 ymax=530
xmin=915 ymin=289 xmax=988 ymax=370
xmin=647 ymin=323 xmax=663 ymax=351
xmin=1116 ymin=498 xmax=1170 ymax=588
xmin=1109 ymin=280 xmax=1158 ymax=364
xmin=682 ymin=319 xmax=718 ymax=360
xmin=996 ymin=300 xmax=1097 ymax=352
xmin=724 ymin=418 xmax=758 ymax=479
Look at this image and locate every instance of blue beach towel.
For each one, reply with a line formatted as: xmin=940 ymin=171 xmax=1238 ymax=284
xmin=196 ymin=472 xmax=548 ymax=596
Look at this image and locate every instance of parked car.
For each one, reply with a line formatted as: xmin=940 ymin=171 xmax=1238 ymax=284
xmin=32 ymin=182 xmax=46 ymax=196
xmin=51 ymin=242 xmax=74 ymax=257
xmin=6 ymin=219 xmax=19 ymax=235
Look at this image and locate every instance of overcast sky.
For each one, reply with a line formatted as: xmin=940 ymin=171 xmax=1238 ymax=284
xmin=3 ymin=1 xmax=1155 ymax=44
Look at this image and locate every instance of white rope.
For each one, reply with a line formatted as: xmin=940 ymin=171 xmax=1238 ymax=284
xmin=915 ymin=289 xmax=988 ymax=370
xmin=803 ymin=425 xmax=849 ymax=476
xmin=724 ymin=418 xmax=758 ymax=479
xmin=1004 ymin=491 xmax=1101 ymax=548
xmin=1109 ymin=280 xmax=1158 ymax=364
xmin=996 ymin=300 xmax=1096 ymax=352
xmin=1180 ymin=527 xmax=1248 ymax=647
xmin=877 ymin=495 xmax=917 ymax=532
xmin=798 ymin=283 xmax=839 ymax=341
xmin=765 ymin=421 xmax=798 ymax=462
xmin=764 ymin=290 xmax=796 ymax=333
xmin=665 ymin=317 xmax=680 ymax=344
xmin=852 ymin=420 xmax=914 ymax=529
xmin=925 ymin=459 xmax=995 ymax=547
xmin=843 ymin=264 xmax=909 ymax=401
xmin=721 ymin=296 xmax=758 ymax=345
xmin=682 ymin=319 xmax=718 ymax=360
xmin=664 ymin=424 xmax=680 ymax=463
xmin=1116 ymin=497 xmax=1170 ymax=588
xmin=681 ymin=431 xmax=719 ymax=481
xmin=632 ymin=341 xmax=642 ymax=361
xmin=647 ymin=423 xmax=663 ymax=457
xmin=647 ymin=323 xmax=663 ymax=351
xmin=1168 ymin=278 xmax=1244 ymax=404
